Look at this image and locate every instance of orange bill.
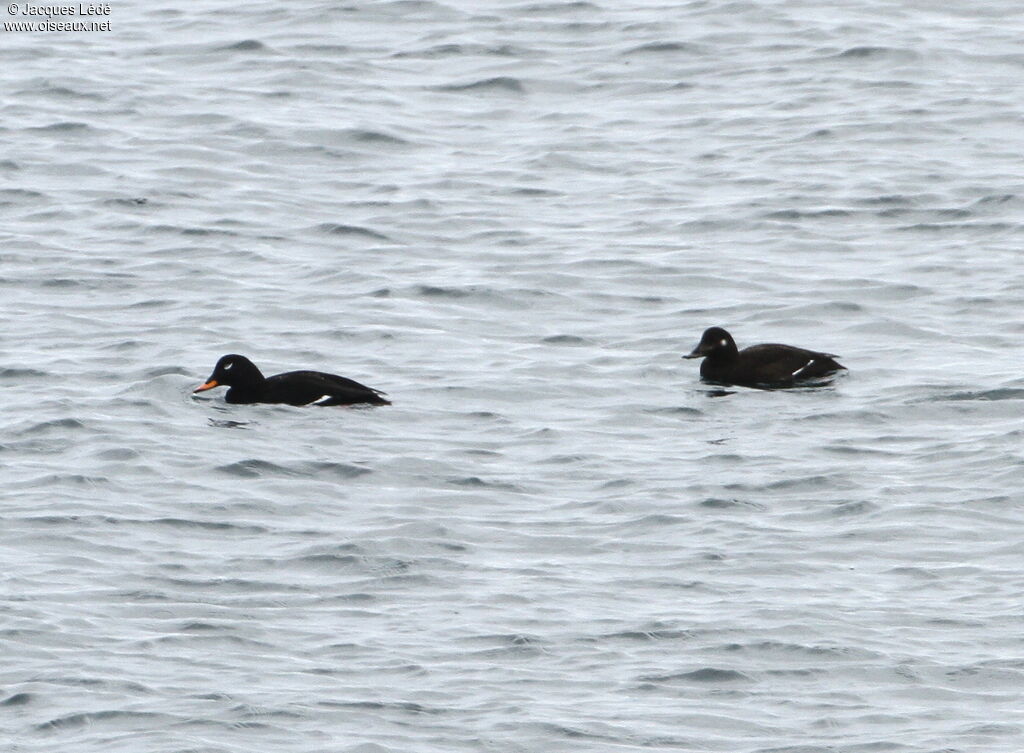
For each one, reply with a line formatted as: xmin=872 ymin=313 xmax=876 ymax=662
xmin=194 ymin=379 xmax=219 ymax=393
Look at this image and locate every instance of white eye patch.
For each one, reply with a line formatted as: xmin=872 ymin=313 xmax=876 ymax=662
xmin=223 ymin=362 xmax=234 ymax=371
xmin=720 ymin=339 xmax=728 ymax=346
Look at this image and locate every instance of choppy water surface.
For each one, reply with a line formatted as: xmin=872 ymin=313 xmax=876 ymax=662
xmin=3 ymin=1 xmax=1024 ymax=751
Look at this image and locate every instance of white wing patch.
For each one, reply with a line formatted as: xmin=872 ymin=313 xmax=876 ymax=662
xmin=312 ymin=395 xmax=333 ymax=405
xmin=791 ymin=359 xmax=815 ymax=378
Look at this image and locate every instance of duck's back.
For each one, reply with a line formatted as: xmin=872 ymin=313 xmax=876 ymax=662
xmin=736 ymin=343 xmax=844 ymax=385
xmin=700 ymin=343 xmax=844 ymax=386
xmin=263 ymin=370 xmax=390 ymax=406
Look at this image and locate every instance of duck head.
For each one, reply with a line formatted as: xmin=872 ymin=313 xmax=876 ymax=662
xmin=194 ymin=354 xmax=264 ymax=393
xmin=684 ymin=327 xmax=738 ymax=360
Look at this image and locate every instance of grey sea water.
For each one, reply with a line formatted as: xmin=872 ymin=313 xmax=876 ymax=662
xmin=3 ymin=1 xmax=1024 ymax=751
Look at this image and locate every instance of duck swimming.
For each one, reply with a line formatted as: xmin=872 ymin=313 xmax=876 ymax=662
xmin=194 ymin=354 xmax=390 ymax=406
xmin=684 ymin=327 xmax=845 ymax=388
